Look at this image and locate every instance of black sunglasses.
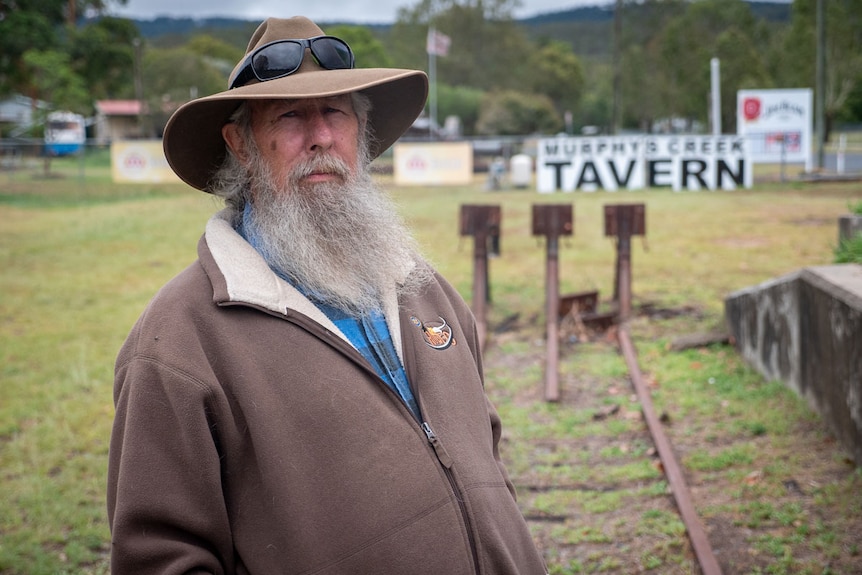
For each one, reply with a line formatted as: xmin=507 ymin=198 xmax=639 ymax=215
xmin=229 ymin=36 xmax=355 ymax=90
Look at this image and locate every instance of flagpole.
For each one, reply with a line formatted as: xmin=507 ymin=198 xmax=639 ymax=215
xmin=428 ymin=27 xmax=437 ymax=140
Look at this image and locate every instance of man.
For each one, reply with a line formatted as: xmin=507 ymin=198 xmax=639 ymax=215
xmin=107 ymin=16 xmax=547 ymax=575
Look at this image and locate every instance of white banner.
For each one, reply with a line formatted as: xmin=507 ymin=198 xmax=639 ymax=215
xmin=536 ymin=135 xmax=751 ymax=192
xmin=393 ymin=142 xmax=472 ymax=186
xmin=737 ymin=88 xmax=813 ymax=170
xmin=111 ymin=141 xmax=181 ymax=184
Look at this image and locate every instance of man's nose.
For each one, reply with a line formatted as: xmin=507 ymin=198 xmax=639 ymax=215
xmin=306 ymin=111 xmax=334 ymax=152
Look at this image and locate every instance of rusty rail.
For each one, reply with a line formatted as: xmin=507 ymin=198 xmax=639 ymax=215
xmin=608 ymin=202 xmax=723 ymax=575
xmin=617 ymin=328 xmax=723 ymax=575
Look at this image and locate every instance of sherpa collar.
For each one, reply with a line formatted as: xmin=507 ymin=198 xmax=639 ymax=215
xmin=201 ymin=209 xmax=407 ymax=363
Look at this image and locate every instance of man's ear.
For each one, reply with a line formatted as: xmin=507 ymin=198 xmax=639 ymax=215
xmin=222 ymin=122 xmax=249 ymax=166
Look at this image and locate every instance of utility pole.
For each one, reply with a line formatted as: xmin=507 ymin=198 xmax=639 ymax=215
xmin=133 ymin=38 xmax=145 ymax=137
xmin=815 ymin=0 xmax=826 ymax=170
xmin=611 ymin=0 xmax=623 ymax=134
xmin=710 ymin=58 xmax=721 ymax=136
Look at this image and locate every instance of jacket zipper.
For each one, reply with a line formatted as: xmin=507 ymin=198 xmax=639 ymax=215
xmin=422 ymin=421 xmax=481 ymax=575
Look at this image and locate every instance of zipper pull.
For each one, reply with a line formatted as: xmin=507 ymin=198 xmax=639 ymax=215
xmin=422 ymin=422 xmax=453 ymax=468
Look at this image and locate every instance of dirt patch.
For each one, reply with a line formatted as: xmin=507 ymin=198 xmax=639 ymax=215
xmin=713 ymin=237 xmax=770 ymax=249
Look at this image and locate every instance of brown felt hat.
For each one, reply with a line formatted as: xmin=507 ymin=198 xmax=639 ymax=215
xmin=163 ymin=16 xmax=428 ymax=191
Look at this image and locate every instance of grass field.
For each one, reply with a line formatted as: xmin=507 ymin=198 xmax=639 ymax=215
xmin=1 ymin=151 xmax=861 ymax=574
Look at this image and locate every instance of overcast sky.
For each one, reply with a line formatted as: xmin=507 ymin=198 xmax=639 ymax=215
xmin=111 ymin=0 xmax=610 ymax=24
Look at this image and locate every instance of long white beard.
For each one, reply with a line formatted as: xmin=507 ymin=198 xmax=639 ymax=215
xmin=242 ymin=152 xmax=432 ymax=316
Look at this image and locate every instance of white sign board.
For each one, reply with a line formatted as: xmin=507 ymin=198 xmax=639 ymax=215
xmin=393 ymin=142 xmax=473 ymax=186
xmin=736 ymin=88 xmax=813 ymax=171
xmin=111 ymin=141 xmax=181 ymax=184
xmin=537 ymin=135 xmax=751 ymax=192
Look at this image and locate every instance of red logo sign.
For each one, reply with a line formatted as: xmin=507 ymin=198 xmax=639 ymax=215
xmin=123 ymin=153 xmax=146 ymax=169
xmin=406 ymin=155 xmax=427 ymax=170
xmin=742 ymin=97 xmax=761 ymax=121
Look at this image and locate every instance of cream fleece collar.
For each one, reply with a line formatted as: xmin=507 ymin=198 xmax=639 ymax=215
xmin=203 ymin=209 xmax=406 ymax=362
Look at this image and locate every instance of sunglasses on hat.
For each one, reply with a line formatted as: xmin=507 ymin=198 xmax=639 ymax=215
xmin=229 ymin=36 xmax=355 ymax=90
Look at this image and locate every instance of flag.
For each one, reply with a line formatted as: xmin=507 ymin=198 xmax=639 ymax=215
xmin=426 ymin=28 xmax=451 ymax=57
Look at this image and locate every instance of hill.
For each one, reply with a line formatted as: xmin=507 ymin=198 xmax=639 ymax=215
xmin=519 ymin=1 xmax=791 ymax=58
xmin=124 ymin=1 xmax=791 ymax=39
xmin=520 ymin=0 xmax=791 ymax=24
xmin=119 ymin=1 xmax=791 ymax=59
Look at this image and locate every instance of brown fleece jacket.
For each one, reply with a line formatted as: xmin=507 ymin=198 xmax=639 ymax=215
xmin=107 ymin=212 xmax=547 ymax=575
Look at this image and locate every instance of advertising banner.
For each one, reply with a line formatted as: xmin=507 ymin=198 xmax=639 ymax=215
xmin=536 ymin=135 xmax=751 ymax=192
xmin=393 ymin=142 xmax=473 ymax=186
xmin=736 ymin=88 xmax=813 ymax=170
xmin=111 ymin=141 xmax=182 ymax=184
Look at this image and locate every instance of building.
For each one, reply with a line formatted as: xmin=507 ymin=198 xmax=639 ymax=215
xmin=94 ymin=100 xmax=145 ymax=144
xmin=0 ymin=94 xmax=49 ymax=137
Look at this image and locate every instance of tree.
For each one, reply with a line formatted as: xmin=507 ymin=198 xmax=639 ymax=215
xmin=713 ymin=28 xmax=772 ymax=132
xmin=69 ymin=17 xmax=140 ymax=101
xmin=141 ymin=45 xmax=228 ymax=135
xmin=610 ymin=0 xmax=682 ymax=132
xmin=837 ymin=75 xmax=862 ymax=123
xmin=186 ymin=34 xmax=244 ymax=63
xmin=326 ymin=25 xmax=393 ymax=68
xmin=0 ymin=10 xmax=58 ymax=96
xmin=653 ymin=0 xmax=767 ymax=128
xmin=22 ymin=49 xmax=90 ymax=114
xmin=186 ymin=33 xmax=245 ymax=81
xmin=527 ymin=40 xmax=585 ymax=119
xmin=579 ymin=63 xmax=614 ymax=133
xmin=390 ymin=0 xmax=612 ymax=136
xmin=620 ymin=43 xmax=658 ymax=132
xmin=0 ymin=0 xmax=130 ymax=97
xmin=475 ymin=90 xmax=561 ymax=135
xmin=435 ymin=2 xmax=530 ymax=89
xmin=389 ymin=0 xmax=532 ymax=91
xmin=782 ymin=0 xmax=862 ymax=139
xmin=436 ymin=83 xmax=484 ymax=135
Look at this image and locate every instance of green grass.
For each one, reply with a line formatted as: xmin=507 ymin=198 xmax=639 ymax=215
xmin=2 ymin=163 xmax=861 ymax=574
xmin=834 ymin=234 xmax=862 ymax=263
xmin=835 ymin=201 xmax=862 ymax=263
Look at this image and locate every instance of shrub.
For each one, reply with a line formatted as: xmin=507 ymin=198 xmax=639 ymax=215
xmin=834 ymin=234 xmax=862 ymax=264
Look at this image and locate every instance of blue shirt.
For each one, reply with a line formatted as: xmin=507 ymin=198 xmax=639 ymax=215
xmin=237 ymin=206 xmax=420 ymax=420
xmin=313 ymin=301 xmax=420 ymax=420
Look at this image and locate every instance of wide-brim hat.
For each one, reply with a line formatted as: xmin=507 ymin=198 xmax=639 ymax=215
xmin=163 ymin=16 xmax=428 ymax=191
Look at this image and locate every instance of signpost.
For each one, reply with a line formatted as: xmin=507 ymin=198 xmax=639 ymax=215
xmin=737 ymin=88 xmax=813 ymax=172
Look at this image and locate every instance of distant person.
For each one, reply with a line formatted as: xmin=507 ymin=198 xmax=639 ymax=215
xmin=107 ymin=15 xmax=548 ymax=575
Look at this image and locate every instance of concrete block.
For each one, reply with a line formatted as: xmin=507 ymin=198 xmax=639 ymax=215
xmin=838 ymin=215 xmax=862 ymax=243
xmin=725 ymin=264 xmax=862 ymax=465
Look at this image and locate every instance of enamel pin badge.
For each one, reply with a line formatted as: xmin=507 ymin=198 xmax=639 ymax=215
xmin=410 ymin=316 xmax=456 ymax=350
